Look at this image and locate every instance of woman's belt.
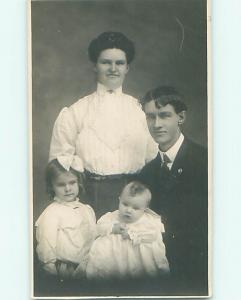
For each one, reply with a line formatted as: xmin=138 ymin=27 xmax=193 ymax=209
xmin=85 ymin=170 xmax=130 ymax=181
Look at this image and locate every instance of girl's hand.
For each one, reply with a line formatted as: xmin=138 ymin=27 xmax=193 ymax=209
xmin=112 ymin=223 xmax=126 ymax=234
xmin=43 ymin=262 xmax=58 ymax=276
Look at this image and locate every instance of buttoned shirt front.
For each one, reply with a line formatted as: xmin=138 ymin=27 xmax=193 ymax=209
xmin=49 ymin=83 xmax=158 ymax=175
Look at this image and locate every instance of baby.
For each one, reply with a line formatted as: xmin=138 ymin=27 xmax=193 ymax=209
xmin=35 ymin=159 xmax=96 ymax=279
xmin=86 ymin=181 xmax=169 ymax=280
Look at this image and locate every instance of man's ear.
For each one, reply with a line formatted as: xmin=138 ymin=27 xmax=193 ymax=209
xmin=125 ymin=64 xmax=129 ymax=74
xmin=178 ymin=111 xmax=186 ymax=125
xmin=93 ymin=64 xmax=97 ymax=73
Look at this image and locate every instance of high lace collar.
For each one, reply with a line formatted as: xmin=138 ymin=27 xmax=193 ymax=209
xmin=96 ymin=82 xmax=122 ymax=96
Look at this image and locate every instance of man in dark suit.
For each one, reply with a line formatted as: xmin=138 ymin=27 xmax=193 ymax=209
xmin=138 ymin=86 xmax=208 ymax=295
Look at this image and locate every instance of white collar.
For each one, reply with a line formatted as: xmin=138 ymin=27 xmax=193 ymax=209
xmin=159 ymin=133 xmax=184 ymax=163
xmin=96 ymin=82 xmax=122 ymax=96
xmin=54 ymin=197 xmax=81 ymax=208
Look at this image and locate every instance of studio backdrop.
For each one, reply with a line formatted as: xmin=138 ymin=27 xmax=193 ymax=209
xmin=31 ymin=0 xmax=209 ymax=298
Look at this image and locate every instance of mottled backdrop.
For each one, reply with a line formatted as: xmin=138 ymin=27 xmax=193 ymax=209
xmin=31 ymin=0 xmax=207 ymax=220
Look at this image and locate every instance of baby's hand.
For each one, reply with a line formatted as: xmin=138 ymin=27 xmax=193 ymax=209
xmin=112 ymin=223 xmax=126 ymax=234
xmin=121 ymin=228 xmax=130 ymax=240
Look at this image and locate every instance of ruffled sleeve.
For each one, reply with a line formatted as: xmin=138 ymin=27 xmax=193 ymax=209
xmin=35 ymin=204 xmax=60 ymax=265
xmin=132 ymin=96 xmax=158 ymax=164
xmin=142 ymin=117 xmax=158 ymax=163
xmin=85 ymin=204 xmax=97 ymax=223
xmin=49 ymin=107 xmax=84 ymax=172
xmin=127 ymin=228 xmax=159 ymax=245
xmin=84 ymin=204 xmax=97 ymax=237
xmin=127 ymin=213 xmax=165 ymax=245
xmin=96 ymin=212 xmax=118 ymax=237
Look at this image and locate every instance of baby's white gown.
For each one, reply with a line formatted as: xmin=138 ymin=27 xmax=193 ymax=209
xmin=86 ymin=210 xmax=169 ymax=280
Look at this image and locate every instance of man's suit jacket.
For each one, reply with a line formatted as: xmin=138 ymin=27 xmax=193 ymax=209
xmin=138 ymin=138 xmax=208 ymax=294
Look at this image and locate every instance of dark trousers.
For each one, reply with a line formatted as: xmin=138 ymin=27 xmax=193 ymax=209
xmin=84 ymin=173 xmax=134 ymax=220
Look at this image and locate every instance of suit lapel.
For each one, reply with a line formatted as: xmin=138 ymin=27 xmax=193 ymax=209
xmin=152 ymin=152 xmax=162 ymax=171
xmin=170 ymin=138 xmax=189 ymax=177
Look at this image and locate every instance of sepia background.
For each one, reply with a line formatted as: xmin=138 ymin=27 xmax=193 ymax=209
xmin=3 ymin=0 xmax=241 ymax=299
xmin=32 ymin=0 xmax=207 ymax=220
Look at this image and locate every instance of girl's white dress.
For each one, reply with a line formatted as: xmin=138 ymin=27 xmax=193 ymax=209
xmin=35 ymin=198 xmax=96 ymax=278
xmin=86 ymin=210 xmax=169 ymax=280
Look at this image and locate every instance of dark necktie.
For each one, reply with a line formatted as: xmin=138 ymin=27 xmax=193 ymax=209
xmin=161 ymin=153 xmax=171 ymax=175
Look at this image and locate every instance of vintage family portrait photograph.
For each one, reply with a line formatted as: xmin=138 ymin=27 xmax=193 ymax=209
xmin=30 ymin=0 xmax=211 ymax=298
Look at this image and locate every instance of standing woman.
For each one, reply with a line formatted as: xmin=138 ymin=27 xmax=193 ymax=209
xmin=49 ymin=32 xmax=157 ymax=218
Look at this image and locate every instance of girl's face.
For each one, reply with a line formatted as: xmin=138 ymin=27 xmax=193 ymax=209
xmin=118 ymin=193 xmax=148 ymax=224
xmin=52 ymin=172 xmax=79 ymax=202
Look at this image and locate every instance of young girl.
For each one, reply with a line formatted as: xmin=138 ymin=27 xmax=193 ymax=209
xmin=35 ymin=159 xmax=96 ymax=279
xmin=86 ymin=181 xmax=169 ymax=280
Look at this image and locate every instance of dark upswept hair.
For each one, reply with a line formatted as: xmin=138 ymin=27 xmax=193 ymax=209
xmin=45 ymin=159 xmax=85 ymax=199
xmin=121 ymin=181 xmax=152 ymax=204
xmin=88 ymin=31 xmax=135 ymax=64
xmin=141 ymin=86 xmax=187 ymax=113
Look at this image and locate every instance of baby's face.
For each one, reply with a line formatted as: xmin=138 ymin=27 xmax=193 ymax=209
xmin=52 ymin=172 xmax=79 ymax=202
xmin=118 ymin=193 xmax=148 ymax=224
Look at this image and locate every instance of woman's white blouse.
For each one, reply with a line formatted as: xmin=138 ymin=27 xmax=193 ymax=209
xmin=35 ymin=199 xmax=96 ymax=268
xmin=49 ymin=85 xmax=158 ymax=174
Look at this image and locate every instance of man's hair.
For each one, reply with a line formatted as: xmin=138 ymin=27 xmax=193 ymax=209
xmin=141 ymin=86 xmax=187 ymax=113
xmin=121 ymin=181 xmax=152 ymax=204
xmin=45 ymin=159 xmax=85 ymax=199
xmin=88 ymin=31 xmax=135 ymax=64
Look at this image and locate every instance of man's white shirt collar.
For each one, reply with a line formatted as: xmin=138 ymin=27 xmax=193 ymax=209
xmin=96 ymin=83 xmax=123 ymax=96
xmin=159 ymin=133 xmax=184 ymax=169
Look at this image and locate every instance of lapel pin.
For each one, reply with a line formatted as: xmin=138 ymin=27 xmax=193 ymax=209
xmin=177 ymin=168 xmax=183 ymax=174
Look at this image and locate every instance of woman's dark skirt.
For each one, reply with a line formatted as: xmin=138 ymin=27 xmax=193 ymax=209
xmin=84 ymin=171 xmax=135 ymax=219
